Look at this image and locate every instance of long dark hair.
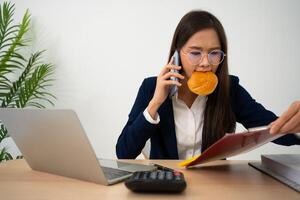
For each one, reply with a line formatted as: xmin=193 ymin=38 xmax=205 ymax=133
xmin=168 ymin=10 xmax=236 ymax=152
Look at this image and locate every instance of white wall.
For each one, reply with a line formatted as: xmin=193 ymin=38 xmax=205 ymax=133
xmin=4 ymin=0 xmax=300 ymax=160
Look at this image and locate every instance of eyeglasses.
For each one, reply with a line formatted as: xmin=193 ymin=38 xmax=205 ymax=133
xmin=181 ymin=49 xmax=226 ymax=65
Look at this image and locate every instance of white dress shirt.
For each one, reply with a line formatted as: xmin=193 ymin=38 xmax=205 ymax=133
xmin=171 ymin=94 xmax=207 ymax=159
xmin=144 ymin=94 xmax=207 ymax=160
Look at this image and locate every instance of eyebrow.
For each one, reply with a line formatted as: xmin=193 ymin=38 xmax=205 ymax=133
xmin=188 ymin=46 xmax=221 ymax=51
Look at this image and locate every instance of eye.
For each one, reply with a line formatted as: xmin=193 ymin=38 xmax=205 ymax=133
xmin=190 ymin=51 xmax=201 ymax=56
xmin=210 ymin=51 xmax=220 ymax=56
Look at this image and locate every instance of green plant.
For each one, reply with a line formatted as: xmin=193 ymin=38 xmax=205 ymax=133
xmin=0 ymin=1 xmax=56 ymax=162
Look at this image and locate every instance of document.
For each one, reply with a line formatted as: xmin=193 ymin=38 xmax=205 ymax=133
xmin=179 ymin=126 xmax=283 ymax=167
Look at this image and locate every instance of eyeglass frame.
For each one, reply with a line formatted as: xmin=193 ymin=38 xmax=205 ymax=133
xmin=180 ymin=49 xmax=226 ymax=66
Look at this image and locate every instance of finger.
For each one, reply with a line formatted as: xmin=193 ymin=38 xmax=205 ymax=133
xmin=159 ymin=65 xmax=181 ymax=76
xmin=166 ymin=64 xmax=181 ymax=70
xmin=270 ymin=104 xmax=298 ymax=134
xmin=163 ymin=71 xmax=184 ymax=79
xmin=268 ymin=121 xmax=275 ymax=128
xmin=278 ymin=109 xmax=300 ymax=134
xmin=294 ymin=127 xmax=300 ymax=136
xmin=164 ymin=80 xmax=182 ymax=87
xmin=162 ymin=71 xmax=184 ymax=80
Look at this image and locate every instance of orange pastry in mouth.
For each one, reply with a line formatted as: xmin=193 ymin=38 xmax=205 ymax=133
xmin=187 ymin=71 xmax=218 ymax=96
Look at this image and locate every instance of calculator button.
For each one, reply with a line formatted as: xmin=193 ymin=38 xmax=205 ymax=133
xmin=134 ymin=172 xmax=141 ymax=180
xmin=166 ymin=171 xmax=173 ymax=180
xmin=149 ymin=171 xmax=158 ymax=179
xmin=142 ymin=172 xmax=149 ymax=179
xmin=174 ymin=171 xmax=181 ymax=176
xmin=158 ymin=171 xmax=165 ymax=180
xmin=173 ymin=171 xmax=182 ymax=181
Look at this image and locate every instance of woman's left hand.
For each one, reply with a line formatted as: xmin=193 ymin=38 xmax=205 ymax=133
xmin=269 ymin=101 xmax=300 ymax=134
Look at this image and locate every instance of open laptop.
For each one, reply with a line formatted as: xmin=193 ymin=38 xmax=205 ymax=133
xmin=0 ymin=109 xmax=156 ymax=185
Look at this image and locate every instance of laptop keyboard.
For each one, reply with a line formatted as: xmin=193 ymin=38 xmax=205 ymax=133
xmin=101 ymin=166 xmax=132 ymax=180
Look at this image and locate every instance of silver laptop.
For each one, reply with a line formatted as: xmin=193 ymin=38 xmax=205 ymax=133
xmin=0 ymin=109 xmax=156 ymax=185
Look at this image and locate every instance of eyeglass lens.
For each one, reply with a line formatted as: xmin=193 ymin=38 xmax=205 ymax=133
xmin=188 ymin=50 xmax=225 ymax=65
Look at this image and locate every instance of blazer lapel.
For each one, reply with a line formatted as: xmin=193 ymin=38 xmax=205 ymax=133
xmin=159 ymin=98 xmax=179 ymax=159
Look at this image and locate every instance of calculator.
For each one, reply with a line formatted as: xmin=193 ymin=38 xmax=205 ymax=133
xmin=125 ymin=170 xmax=187 ymax=193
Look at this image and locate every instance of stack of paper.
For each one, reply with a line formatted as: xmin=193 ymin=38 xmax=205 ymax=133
xmin=249 ymin=154 xmax=300 ymax=192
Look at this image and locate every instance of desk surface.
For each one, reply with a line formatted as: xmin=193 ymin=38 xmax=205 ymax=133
xmin=0 ymin=159 xmax=299 ymax=200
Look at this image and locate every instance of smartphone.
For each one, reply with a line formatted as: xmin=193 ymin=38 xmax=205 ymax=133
xmin=169 ymin=50 xmax=180 ymax=97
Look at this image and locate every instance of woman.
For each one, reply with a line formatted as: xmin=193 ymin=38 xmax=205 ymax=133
xmin=116 ymin=10 xmax=300 ymax=159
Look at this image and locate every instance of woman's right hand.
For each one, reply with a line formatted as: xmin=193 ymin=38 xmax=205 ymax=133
xmin=147 ymin=59 xmax=185 ymax=119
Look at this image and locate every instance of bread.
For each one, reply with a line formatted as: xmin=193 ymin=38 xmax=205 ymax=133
xmin=187 ymin=71 xmax=218 ymax=95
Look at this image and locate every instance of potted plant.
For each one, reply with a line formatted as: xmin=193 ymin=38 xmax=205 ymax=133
xmin=0 ymin=1 xmax=56 ymax=162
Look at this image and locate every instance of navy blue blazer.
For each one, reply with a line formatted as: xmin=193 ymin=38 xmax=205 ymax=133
xmin=116 ymin=75 xmax=300 ymax=159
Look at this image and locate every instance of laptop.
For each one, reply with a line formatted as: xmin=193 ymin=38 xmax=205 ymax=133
xmin=0 ymin=108 xmax=156 ymax=185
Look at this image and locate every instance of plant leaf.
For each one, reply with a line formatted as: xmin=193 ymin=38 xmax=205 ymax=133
xmin=0 ymin=5 xmax=30 ymax=76
xmin=0 ymin=147 xmax=13 ymax=162
xmin=0 ymin=123 xmax=9 ymax=143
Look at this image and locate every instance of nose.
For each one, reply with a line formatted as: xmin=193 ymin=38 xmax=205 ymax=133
xmin=196 ymin=54 xmax=212 ymax=72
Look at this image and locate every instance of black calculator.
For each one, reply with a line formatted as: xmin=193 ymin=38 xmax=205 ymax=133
xmin=125 ymin=170 xmax=187 ymax=193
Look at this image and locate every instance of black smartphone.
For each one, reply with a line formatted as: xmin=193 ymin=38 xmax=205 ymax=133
xmin=169 ymin=50 xmax=180 ymax=97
